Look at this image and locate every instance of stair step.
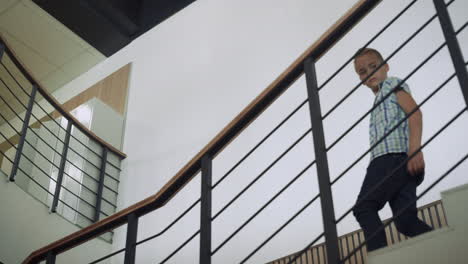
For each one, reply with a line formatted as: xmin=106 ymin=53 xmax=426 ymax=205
xmin=368 ymin=182 xmax=468 ymax=264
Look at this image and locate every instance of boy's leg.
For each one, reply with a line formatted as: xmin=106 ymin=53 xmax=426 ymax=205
xmin=353 ymin=198 xmax=387 ymax=251
xmin=389 ymin=176 xmax=433 ymax=237
xmin=353 ymin=159 xmax=390 ymax=251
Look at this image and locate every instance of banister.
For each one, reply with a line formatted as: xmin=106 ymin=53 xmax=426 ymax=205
xmin=22 ymin=0 xmax=381 ymax=262
xmin=0 ymin=33 xmax=126 ymax=159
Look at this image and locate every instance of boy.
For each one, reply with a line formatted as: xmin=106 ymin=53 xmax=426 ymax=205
xmin=352 ymin=48 xmax=433 ymax=252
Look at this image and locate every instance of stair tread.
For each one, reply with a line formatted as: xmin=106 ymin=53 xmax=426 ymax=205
xmin=369 ymin=226 xmax=453 ymax=257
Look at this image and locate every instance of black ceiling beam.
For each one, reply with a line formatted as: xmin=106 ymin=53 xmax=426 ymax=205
xmin=32 ymin=0 xmax=198 ymax=57
xmin=138 ymin=0 xmax=196 ymax=33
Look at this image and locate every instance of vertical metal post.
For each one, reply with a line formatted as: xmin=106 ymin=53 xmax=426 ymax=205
xmin=200 ymin=154 xmax=212 ymax=264
xmin=50 ymin=121 xmax=72 ymax=212
xmin=304 ymin=57 xmax=340 ymax=264
xmin=9 ymin=84 xmax=38 ymax=181
xmin=45 ymin=251 xmax=56 ymax=264
xmin=94 ymin=147 xmax=108 ymax=222
xmin=434 ymin=0 xmax=468 ymax=108
xmin=0 ymin=42 xmax=4 ymax=60
xmin=124 ymin=213 xmax=138 ymax=264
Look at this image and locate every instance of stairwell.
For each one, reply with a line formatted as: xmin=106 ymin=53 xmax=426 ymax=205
xmin=15 ymin=0 xmax=468 ymax=262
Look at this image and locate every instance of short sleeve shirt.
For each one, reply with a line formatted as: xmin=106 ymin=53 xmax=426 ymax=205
xmin=369 ymin=76 xmax=411 ymax=161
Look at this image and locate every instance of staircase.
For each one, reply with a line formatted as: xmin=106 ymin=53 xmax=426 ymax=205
xmin=12 ymin=0 xmax=468 ymax=263
xmin=266 ymin=184 xmax=468 ymax=264
xmin=368 ymin=183 xmax=468 ymax=264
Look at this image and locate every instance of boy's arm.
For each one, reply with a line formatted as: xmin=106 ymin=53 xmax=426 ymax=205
xmin=395 ymin=90 xmax=425 ymax=176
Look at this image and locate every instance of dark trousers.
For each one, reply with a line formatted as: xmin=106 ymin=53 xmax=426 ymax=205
xmin=352 ymin=153 xmax=433 ymax=251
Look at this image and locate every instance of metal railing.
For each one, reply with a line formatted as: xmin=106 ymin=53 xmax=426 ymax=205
xmin=0 ymin=35 xmax=126 ymax=235
xmin=21 ymin=0 xmax=468 ymax=263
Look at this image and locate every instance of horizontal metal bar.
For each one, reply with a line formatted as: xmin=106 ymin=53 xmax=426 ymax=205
xmin=0 ymin=113 xmax=117 ymax=206
xmin=136 ymin=198 xmax=201 ymax=246
xmin=66 ymin=139 xmax=121 ymax=181
xmin=160 ymin=230 xmax=200 ymax=264
xmin=0 ymin=129 xmax=59 ymax=182
xmin=0 ymin=53 xmax=126 ymax=159
xmin=104 ymin=159 xmax=122 ymax=173
xmin=0 ymin=61 xmax=124 ymax=169
xmin=0 ymin=147 xmax=15 ymax=165
xmin=88 ymin=248 xmax=125 ymax=264
xmin=59 ymin=186 xmax=107 ymax=216
xmin=0 ymin=127 xmax=74 ymax=190
xmin=7 ymin=159 xmax=96 ymax=223
xmin=0 ymin=126 xmax=113 ymax=215
xmin=63 ymin=149 xmax=119 ymax=194
xmin=212 ymin=160 xmax=316 ymax=255
xmin=55 ymin=198 xmax=96 ymax=223
xmin=0 ymin=124 xmax=119 ymax=202
xmin=212 ymin=128 xmax=312 ymax=221
xmin=284 ymin=233 xmax=326 ymax=264
xmin=240 ymin=192 xmax=321 ymax=263
xmin=212 ymin=98 xmax=309 ymax=189
xmin=0 ymin=79 xmax=121 ymax=188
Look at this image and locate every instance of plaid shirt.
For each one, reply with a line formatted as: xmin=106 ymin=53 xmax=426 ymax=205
xmin=369 ymin=77 xmax=410 ymax=161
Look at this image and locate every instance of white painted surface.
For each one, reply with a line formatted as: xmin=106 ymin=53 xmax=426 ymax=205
xmin=0 ymin=170 xmax=112 ymax=264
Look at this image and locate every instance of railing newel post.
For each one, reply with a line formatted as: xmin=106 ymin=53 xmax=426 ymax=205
xmin=50 ymin=121 xmax=73 ymax=212
xmin=94 ymin=147 xmax=108 ymax=222
xmin=124 ymin=213 xmax=139 ymax=264
xmin=434 ymin=0 xmax=468 ymax=108
xmin=200 ymin=154 xmax=213 ymax=264
xmin=0 ymin=41 xmax=4 ymax=60
xmin=304 ymin=57 xmax=340 ymax=264
xmin=45 ymin=251 xmax=56 ymax=264
xmin=9 ymin=84 xmax=38 ymax=182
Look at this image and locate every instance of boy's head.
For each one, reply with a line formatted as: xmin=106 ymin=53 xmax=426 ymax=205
xmin=353 ymin=48 xmax=389 ymax=92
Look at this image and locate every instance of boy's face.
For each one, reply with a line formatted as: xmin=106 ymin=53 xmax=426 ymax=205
xmin=354 ymin=52 xmax=389 ymax=93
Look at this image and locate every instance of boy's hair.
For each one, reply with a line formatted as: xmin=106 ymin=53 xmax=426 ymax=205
xmin=354 ymin=48 xmax=384 ymax=63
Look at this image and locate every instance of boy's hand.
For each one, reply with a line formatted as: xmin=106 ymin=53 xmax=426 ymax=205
xmin=407 ymin=150 xmax=425 ymax=176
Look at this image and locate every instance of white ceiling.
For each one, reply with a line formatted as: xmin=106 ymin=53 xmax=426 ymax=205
xmin=0 ymin=0 xmax=105 ymax=94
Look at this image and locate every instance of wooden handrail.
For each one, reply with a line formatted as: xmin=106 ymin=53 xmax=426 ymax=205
xmin=0 ymin=34 xmax=126 ymax=159
xmin=22 ymin=0 xmax=381 ymax=262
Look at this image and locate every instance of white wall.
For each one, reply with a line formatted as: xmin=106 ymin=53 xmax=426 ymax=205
xmin=0 ymin=170 xmax=112 ymax=264
xmin=33 ymin=0 xmax=468 ymax=263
